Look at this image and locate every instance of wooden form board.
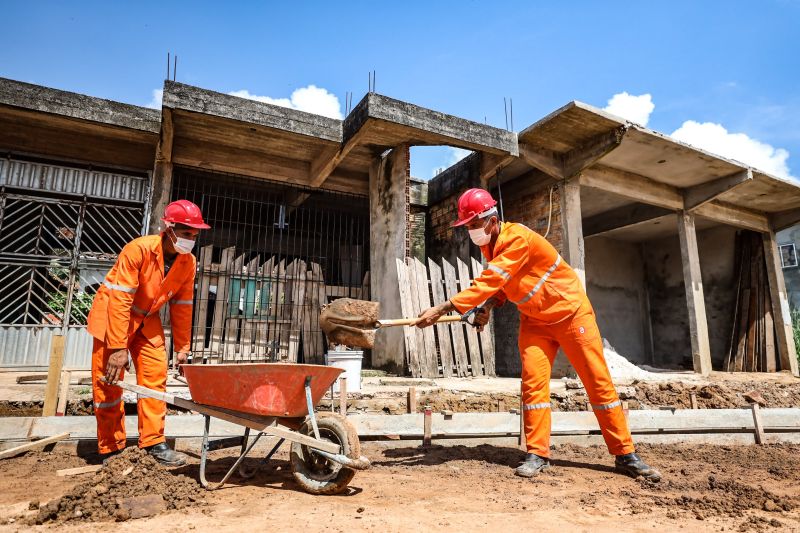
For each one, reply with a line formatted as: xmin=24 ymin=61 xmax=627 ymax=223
xmin=395 ymin=257 xmax=495 ymax=378
xmin=192 ymin=248 xmax=338 ymax=364
xmin=471 ymin=257 xmax=496 ymax=377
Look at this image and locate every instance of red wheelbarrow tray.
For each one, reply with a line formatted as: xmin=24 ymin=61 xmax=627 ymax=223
xmin=180 ymin=363 xmax=343 ymax=418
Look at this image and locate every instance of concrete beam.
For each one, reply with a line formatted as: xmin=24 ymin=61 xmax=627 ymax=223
xmin=583 ymin=204 xmax=674 ymax=238
xmin=369 ymin=145 xmax=409 ymax=374
xmin=0 ymin=77 xmax=160 ymax=133
xmin=344 ymin=93 xmax=518 ymax=156
xmin=162 ymin=81 xmax=342 ymax=143
xmin=684 ymin=169 xmax=753 ymax=210
xmin=762 ymin=230 xmax=800 ymax=376
xmin=581 ymin=165 xmax=684 ymax=210
xmin=677 ymin=210 xmax=713 ymax=376
xmin=479 ymin=153 xmax=514 ymax=185
xmin=309 ymin=127 xmax=370 ymax=188
xmin=694 ymin=201 xmax=770 ymax=233
xmin=771 ymin=208 xmax=800 ymax=231
xmin=519 ymin=127 xmax=626 ymax=180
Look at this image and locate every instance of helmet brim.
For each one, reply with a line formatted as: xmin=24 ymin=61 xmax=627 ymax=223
xmin=162 ymin=218 xmax=211 ymax=230
xmin=452 ymin=213 xmax=478 ymax=227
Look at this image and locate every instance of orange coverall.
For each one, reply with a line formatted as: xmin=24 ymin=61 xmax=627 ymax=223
xmin=87 ymin=234 xmax=196 ymax=454
xmin=450 ymin=222 xmax=634 ymax=457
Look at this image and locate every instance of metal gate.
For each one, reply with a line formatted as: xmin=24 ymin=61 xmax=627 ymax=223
xmin=0 ymin=158 xmax=148 ymax=369
xmin=171 ymin=167 xmax=369 ymax=365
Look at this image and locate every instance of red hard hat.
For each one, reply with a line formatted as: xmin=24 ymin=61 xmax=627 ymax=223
xmin=162 ymin=200 xmax=211 ymax=229
xmin=452 ymin=188 xmax=497 ymax=227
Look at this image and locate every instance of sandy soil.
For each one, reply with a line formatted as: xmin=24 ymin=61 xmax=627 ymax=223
xmin=0 ymin=441 xmax=798 ymax=532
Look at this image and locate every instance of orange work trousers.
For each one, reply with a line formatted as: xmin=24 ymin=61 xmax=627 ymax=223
xmin=91 ymin=332 xmax=168 ymax=454
xmin=519 ymin=303 xmax=634 ymax=457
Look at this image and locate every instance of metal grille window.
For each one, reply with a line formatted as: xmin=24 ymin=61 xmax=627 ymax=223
xmin=171 ymin=167 xmax=370 ymax=365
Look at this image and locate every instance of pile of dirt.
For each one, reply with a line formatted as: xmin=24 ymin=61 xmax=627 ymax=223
xmin=32 ymin=447 xmax=203 ymax=524
xmin=634 ymin=380 xmax=800 ymax=409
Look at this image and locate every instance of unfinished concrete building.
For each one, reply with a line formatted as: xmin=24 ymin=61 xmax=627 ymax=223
xmin=1 ymin=76 xmax=798 ymax=378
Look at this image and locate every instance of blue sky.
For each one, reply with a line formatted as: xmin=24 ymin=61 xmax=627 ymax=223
xmin=1 ymin=1 xmax=798 ymax=180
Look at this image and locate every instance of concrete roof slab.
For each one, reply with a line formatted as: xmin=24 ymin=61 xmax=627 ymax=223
xmin=162 ymin=81 xmax=342 ymax=143
xmin=344 ymin=93 xmax=518 ymax=156
xmin=0 ymin=77 xmax=160 ymax=133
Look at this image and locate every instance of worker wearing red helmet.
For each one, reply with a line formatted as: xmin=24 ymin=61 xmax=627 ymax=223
xmin=417 ymin=188 xmax=661 ymax=481
xmin=87 ymin=200 xmax=210 ymax=466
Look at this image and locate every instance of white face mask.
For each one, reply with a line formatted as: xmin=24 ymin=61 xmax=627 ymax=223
xmin=168 ymin=228 xmax=196 ymax=254
xmin=468 ymin=221 xmax=492 ymax=246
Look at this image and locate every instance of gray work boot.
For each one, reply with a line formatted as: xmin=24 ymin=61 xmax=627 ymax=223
xmin=145 ymin=442 xmax=188 ymax=467
xmin=514 ymin=453 xmax=550 ymax=478
xmin=615 ymin=452 xmax=661 ymax=482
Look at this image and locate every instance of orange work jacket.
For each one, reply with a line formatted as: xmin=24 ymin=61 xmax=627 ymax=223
xmin=87 ymin=234 xmax=196 ymax=352
xmin=450 ymin=222 xmax=587 ymax=324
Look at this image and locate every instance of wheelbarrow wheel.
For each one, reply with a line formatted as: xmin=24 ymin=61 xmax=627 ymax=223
xmin=290 ymin=412 xmax=360 ymax=495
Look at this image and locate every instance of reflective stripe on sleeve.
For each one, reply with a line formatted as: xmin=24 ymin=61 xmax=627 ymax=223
xmin=591 ymin=400 xmax=622 ymax=411
xmin=516 ymin=256 xmax=561 ymax=305
xmin=131 ymin=305 xmax=150 ymax=316
xmin=522 ymin=402 xmax=551 ymax=411
xmin=170 ymin=300 xmax=193 ymax=305
xmin=487 ymin=264 xmax=511 ymax=281
xmin=94 ymin=397 xmax=122 ymax=409
xmin=103 ymin=280 xmax=136 ymax=294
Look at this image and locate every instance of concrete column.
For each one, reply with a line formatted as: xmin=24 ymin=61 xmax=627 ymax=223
xmin=560 ymin=176 xmax=585 ymax=288
xmin=762 ymin=230 xmax=799 ymax=376
xmin=369 ymin=144 xmax=409 ymax=373
xmin=677 ymin=210 xmax=713 ymax=375
xmin=148 ymin=108 xmax=174 ymax=234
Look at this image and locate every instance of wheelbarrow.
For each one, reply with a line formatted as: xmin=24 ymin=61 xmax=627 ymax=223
xmin=106 ymin=363 xmax=369 ymax=495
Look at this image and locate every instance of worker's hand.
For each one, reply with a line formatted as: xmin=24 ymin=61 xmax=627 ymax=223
xmin=474 ymin=307 xmax=491 ymax=333
xmin=104 ymin=349 xmax=129 ymax=384
xmin=176 ymin=352 xmax=189 ymax=375
xmin=416 ymin=301 xmax=455 ymax=329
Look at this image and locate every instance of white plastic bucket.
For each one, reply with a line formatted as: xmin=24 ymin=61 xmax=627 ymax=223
xmin=325 ymin=350 xmax=363 ymax=392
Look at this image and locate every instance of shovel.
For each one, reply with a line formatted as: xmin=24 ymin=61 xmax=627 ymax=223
xmin=319 ymin=298 xmax=473 ymax=349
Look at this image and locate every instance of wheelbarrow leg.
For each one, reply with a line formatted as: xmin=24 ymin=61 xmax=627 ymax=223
xmin=304 ymin=376 xmax=321 ymax=440
xmin=199 ymin=414 xmax=264 ymax=490
xmin=238 ymin=433 xmax=285 ymax=479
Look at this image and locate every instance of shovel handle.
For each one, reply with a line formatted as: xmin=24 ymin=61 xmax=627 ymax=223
xmin=378 ymin=315 xmax=463 ymax=328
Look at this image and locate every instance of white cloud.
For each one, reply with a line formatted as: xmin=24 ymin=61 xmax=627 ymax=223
xmin=447 ymin=147 xmax=471 ymax=166
xmin=229 ymin=85 xmax=343 ymax=119
xmin=671 ymin=120 xmax=793 ymax=179
xmin=603 ymin=92 xmax=655 ymax=126
xmin=145 ymin=88 xmax=163 ymax=109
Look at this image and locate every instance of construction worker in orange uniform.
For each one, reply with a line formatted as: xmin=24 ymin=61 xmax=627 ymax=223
xmin=87 ymin=200 xmax=210 ymax=466
xmin=417 ymin=188 xmax=661 ymax=481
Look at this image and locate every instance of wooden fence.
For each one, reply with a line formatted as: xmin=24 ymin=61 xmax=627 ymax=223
xmin=396 ymin=257 xmax=495 ymax=378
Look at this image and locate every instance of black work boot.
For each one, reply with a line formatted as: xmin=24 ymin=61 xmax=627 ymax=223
xmin=145 ymin=442 xmax=188 ymax=467
xmin=615 ymin=452 xmax=661 ymax=482
xmin=99 ymin=448 xmax=124 ymax=466
xmin=514 ymin=453 xmax=551 ymax=478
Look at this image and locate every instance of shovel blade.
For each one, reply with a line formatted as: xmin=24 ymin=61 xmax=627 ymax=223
xmin=319 ymin=298 xmax=381 ymax=349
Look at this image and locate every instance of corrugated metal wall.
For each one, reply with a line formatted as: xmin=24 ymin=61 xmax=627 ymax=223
xmin=0 ymin=157 xmax=148 ymax=370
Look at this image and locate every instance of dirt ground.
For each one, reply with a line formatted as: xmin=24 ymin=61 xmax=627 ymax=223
xmin=0 ymin=441 xmax=798 ymax=532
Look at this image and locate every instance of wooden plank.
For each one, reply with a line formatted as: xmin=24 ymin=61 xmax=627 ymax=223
xmin=423 ymin=406 xmax=432 ymax=447
xmin=306 ymin=263 xmax=327 ymax=362
xmin=734 ymin=235 xmax=753 ymax=372
xmin=339 ymin=377 xmax=347 ymax=416
xmin=222 ymin=253 xmax=246 ymax=361
xmin=762 ymin=231 xmax=799 ymax=376
xmin=57 ymin=464 xmax=103 ymax=477
xmin=724 ymin=233 xmax=744 ymax=372
xmin=254 ymin=257 xmax=275 ymax=360
xmin=413 ymin=258 xmax=439 ymax=378
xmin=407 ymin=387 xmax=417 ymax=414
xmin=209 ymin=247 xmax=236 ymax=354
xmin=287 ymin=260 xmax=307 ymax=363
xmin=301 ymin=268 xmax=316 ymax=363
xmin=0 ymin=432 xmax=70 ymax=459
xmin=428 ymin=258 xmax=454 ymax=378
xmin=395 ymin=258 xmax=420 ymax=377
xmin=192 ymin=245 xmax=212 ymax=354
xmin=676 ymin=211 xmax=712 ymax=376
xmin=42 ymin=334 xmax=66 ymax=417
xmin=751 ymin=403 xmax=765 ymax=444
xmin=442 ymin=258 xmax=469 ymax=377
xmin=239 ymin=256 xmax=261 ymax=361
xmin=456 ymin=257 xmax=483 ymax=376
xmin=746 ymin=237 xmax=760 ymax=371
xmin=471 ymin=257 xmax=496 ymax=377
xmin=15 ymin=374 xmax=47 ymax=384
xmin=765 ymin=300 xmax=777 ymax=372
xmin=55 ymin=370 xmax=71 ymax=416
xmin=405 ymin=258 xmax=427 ymax=377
